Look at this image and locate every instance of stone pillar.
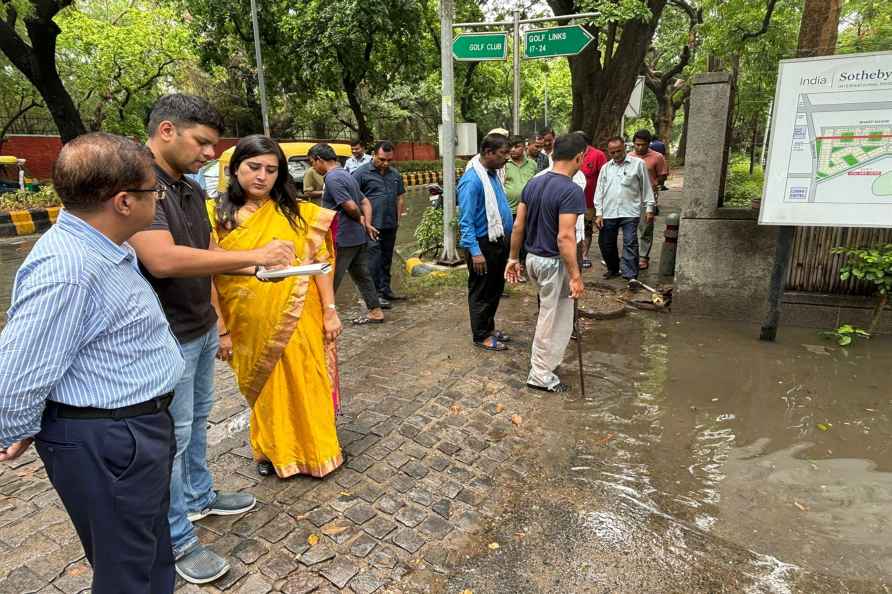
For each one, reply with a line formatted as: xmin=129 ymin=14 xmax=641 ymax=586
xmin=673 ymin=73 xmax=778 ymax=322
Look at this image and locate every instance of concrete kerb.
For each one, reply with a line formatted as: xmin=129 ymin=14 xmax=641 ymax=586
xmin=0 ymin=206 xmax=60 ymax=237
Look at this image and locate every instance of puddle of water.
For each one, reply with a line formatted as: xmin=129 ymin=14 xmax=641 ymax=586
xmin=567 ymin=314 xmax=892 ymax=585
xmin=0 ymin=236 xmax=38 ymax=329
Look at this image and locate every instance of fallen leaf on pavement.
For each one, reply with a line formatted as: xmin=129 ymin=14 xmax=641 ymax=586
xmin=338 ymin=491 xmax=352 ymax=497
xmin=496 ymin=403 xmax=506 ymax=413
xmin=511 ymin=414 xmax=523 ymax=426
xmin=595 ymin=432 xmax=615 ymax=446
xmin=450 ymin=404 xmax=463 ymax=415
xmin=322 ymin=525 xmax=348 ymax=536
xmin=816 ymin=422 xmax=832 ymax=432
xmin=461 ymin=590 xmax=474 ymax=594
xmin=793 ymin=501 xmax=809 ymax=512
xmin=488 ymin=542 xmax=500 ymax=550
xmin=307 ymin=534 xmax=320 ymax=545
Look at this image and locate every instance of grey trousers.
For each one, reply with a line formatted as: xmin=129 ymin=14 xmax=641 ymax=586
xmin=526 ymin=253 xmax=575 ymax=389
xmin=333 ymin=243 xmax=381 ymax=310
xmin=638 ymin=215 xmax=654 ymax=260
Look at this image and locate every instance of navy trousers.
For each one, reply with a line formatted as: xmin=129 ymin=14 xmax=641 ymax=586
xmin=35 ymin=404 xmax=176 ymax=594
xmin=368 ymin=227 xmax=398 ymax=296
xmin=598 ymin=216 xmax=640 ymax=280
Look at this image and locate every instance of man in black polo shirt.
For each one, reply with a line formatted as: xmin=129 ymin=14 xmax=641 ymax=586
xmin=505 ymin=133 xmax=586 ymax=394
xmin=353 ymin=140 xmax=406 ymax=304
xmin=130 ymin=94 xmax=295 ymax=585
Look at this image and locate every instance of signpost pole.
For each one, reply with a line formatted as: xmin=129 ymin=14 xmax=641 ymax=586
xmin=249 ymin=0 xmax=270 ymax=137
xmin=439 ymin=0 xmax=458 ymax=262
xmin=512 ymin=10 xmax=521 ymax=135
xmin=544 ymin=80 xmax=549 ymax=128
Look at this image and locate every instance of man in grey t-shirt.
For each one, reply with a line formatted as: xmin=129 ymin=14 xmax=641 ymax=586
xmin=311 ymin=143 xmax=384 ymax=324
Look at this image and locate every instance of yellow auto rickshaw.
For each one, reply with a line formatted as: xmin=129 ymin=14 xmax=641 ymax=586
xmin=0 ymin=156 xmax=39 ymax=194
xmin=216 ymin=142 xmax=352 ymax=193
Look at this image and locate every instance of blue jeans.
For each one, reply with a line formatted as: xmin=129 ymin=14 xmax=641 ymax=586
xmin=598 ymin=217 xmax=640 ymax=279
xmin=168 ymin=327 xmax=218 ymax=557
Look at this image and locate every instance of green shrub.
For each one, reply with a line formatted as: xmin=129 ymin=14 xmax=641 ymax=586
xmin=413 ymin=204 xmax=461 ymax=258
xmin=0 ymin=186 xmax=60 ymax=211
xmin=831 ymin=243 xmax=892 ymax=334
xmin=722 ymin=157 xmax=764 ymax=208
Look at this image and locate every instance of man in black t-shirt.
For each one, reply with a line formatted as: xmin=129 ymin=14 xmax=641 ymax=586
xmin=506 ymin=133 xmax=587 ymax=394
xmin=130 ymin=95 xmax=294 ymax=585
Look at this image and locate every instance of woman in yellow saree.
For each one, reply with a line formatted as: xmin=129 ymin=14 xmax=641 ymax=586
xmin=208 ymin=135 xmax=343 ymax=478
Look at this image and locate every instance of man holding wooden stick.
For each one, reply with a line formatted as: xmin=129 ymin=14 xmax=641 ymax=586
xmin=506 ymin=133 xmax=587 ymax=393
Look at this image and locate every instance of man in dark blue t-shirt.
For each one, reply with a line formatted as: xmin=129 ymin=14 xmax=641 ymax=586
xmin=310 ymin=143 xmax=384 ymax=324
xmin=352 ymin=140 xmax=406 ymax=305
xmin=506 ymin=133 xmax=587 ymax=393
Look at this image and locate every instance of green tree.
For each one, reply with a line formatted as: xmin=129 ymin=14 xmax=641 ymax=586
xmin=283 ymin=0 xmax=429 ymax=144
xmin=57 ymin=0 xmax=194 ymax=136
xmin=0 ymin=0 xmax=87 ymax=142
xmin=546 ymin=0 xmax=663 ymax=147
xmin=642 ymin=1 xmax=699 ymax=151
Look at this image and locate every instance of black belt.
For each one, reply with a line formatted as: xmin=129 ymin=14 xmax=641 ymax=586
xmin=47 ymin=393 xmax=173 ymax=420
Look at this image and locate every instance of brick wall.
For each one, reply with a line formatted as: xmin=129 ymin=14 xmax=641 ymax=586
xmin=0 ymin=136 xmax=62 ymax=180
xmin=394 ymin=142 xmax=437 ymax=161
xmin=0 ymin=135 xmax=438 ymax=180
xmin=0 ymin=136 xmax=244 ymax=181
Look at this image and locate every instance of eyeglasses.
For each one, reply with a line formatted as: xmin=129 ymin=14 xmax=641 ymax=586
xmin=125 ymin=186 xmax=166 ymax=201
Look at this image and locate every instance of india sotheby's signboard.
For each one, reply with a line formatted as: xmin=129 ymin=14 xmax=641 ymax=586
xmin=759 ymin=51 xmax=892 ymax=228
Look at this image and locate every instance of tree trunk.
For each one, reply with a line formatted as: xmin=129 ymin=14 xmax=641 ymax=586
xmin=676 ymin=97 xmax=690 ymax=164
xmin=551 ymin=0 xmax=667 ymax=148
xmin=654 ymin=93 xmax=675 ymax=147
xmin=797 ymin=0 xmax=842 ymax=58
xmin=868 ymin=292 xmax=887 ymax=336
xmin=0 ymin=12 xmax=87 ymax=143
xmin=343 ymin=79 xmax=372 ymax=145
xmin=749 ymin=116 xmax=758 ymax=174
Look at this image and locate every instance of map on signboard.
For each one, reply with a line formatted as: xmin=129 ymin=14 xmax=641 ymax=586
xmin=760 ymin=51 xmax=892 ymax=228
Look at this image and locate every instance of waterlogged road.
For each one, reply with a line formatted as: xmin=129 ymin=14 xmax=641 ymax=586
xmin=3 ymin=194 xmax=892 ymax=592
xmin=417 ymin=312 xmax=892 ymax=594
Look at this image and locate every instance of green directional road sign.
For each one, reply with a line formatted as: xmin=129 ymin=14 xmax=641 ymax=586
xmin=524 ymin=25 xmax=594 ymax=59
xmin=452 ymin=32 xmax=509 ymax=61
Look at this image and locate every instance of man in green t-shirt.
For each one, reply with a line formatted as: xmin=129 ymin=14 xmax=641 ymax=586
xmin=302 ymin=164 xmax=325 ymax=203
xmin=503 ymin=135 xmax=538 ymax=214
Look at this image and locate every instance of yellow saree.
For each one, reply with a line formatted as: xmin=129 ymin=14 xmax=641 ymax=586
xmin=207 ymin=199 xmax=343 ymax=478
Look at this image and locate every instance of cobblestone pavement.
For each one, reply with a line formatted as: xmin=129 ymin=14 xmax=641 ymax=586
xmin=0 ymin=281 xmax=559 ymax=594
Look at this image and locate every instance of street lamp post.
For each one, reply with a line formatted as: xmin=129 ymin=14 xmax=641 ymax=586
xmin=249 ymin=0 xmax=270 ymax=137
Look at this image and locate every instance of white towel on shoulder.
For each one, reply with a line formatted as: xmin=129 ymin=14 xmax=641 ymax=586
xmin=470 ymin=155 xmax=504 ymax=242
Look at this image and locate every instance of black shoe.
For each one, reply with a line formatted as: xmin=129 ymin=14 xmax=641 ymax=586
xmin=256 ymin=461 xmax=274 ymax=477
xmin=378 ymin=297 xmax=393 ymax=309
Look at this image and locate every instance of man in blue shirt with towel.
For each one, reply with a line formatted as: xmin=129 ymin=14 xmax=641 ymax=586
xmin=457 ymin=133 xmax=512 ymax=351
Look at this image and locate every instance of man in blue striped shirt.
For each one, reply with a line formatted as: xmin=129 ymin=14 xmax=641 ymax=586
xmin=0 ymin=133 xmax=185 ymax=593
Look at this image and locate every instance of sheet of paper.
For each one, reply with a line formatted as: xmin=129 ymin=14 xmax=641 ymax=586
xmin=256 ymin=263 xmax=331 ymax=280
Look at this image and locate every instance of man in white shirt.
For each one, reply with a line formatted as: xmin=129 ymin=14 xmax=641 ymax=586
xmin=345 ymin=139 xmax=372 ymax=173
xmin=593 ymin=136 xmax=655 ymax=282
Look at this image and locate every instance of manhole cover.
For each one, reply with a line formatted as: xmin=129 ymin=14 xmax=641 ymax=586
xmin=578 ymin=289 xmax=626 ymax=320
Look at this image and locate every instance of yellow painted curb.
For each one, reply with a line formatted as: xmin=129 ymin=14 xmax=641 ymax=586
xmin=10 ymin=210 xmax=36 ymax=235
